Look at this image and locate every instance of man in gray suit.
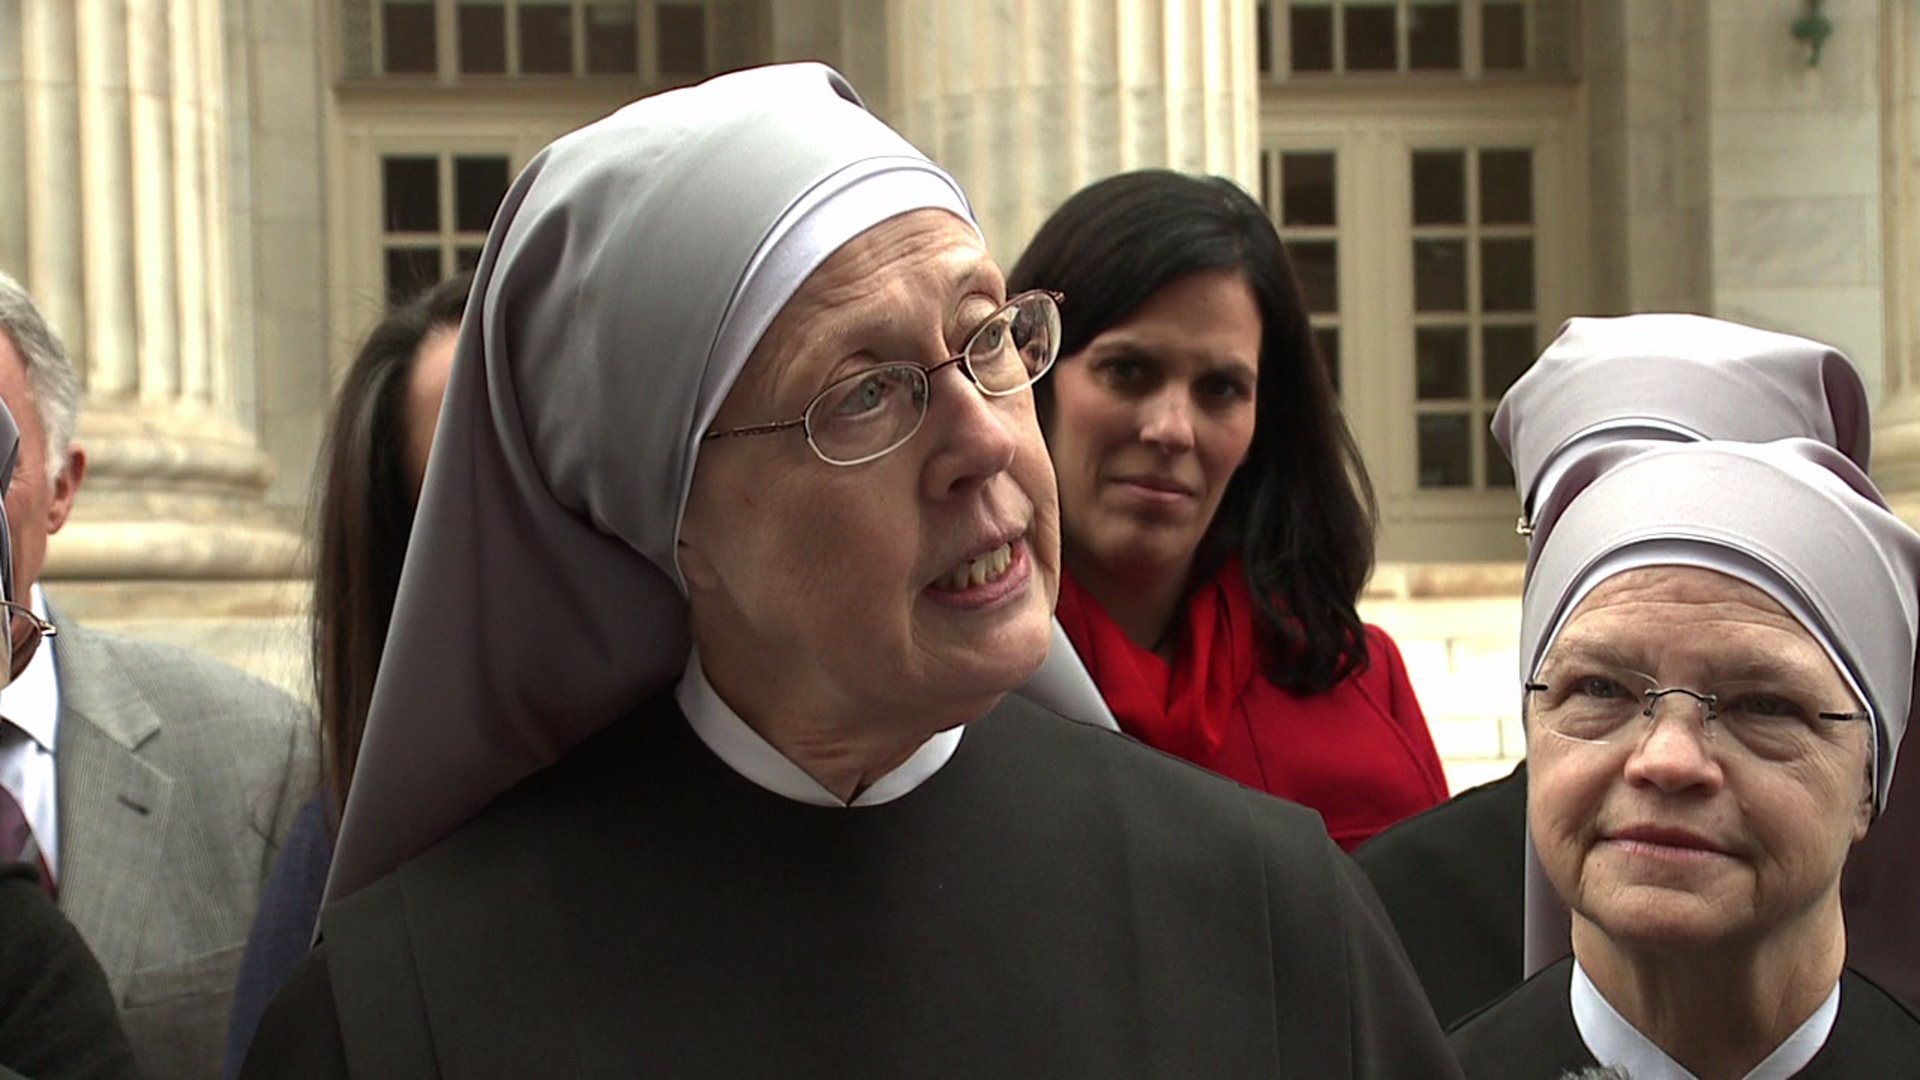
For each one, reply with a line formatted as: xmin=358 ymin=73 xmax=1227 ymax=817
xmin=0 ymin=273 xmax=313 ymax=1080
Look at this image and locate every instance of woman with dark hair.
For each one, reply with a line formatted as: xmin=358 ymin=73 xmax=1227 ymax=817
xmin=1008 ymin=170 xmax=1447 ymax=850
xmin=218 ymin=273 xmax=469 ymax=1079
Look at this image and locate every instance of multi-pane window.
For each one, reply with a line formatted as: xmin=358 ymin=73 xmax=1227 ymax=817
xmin=1256 ymin=0 xmax=1573 ymax=79
xmin=1261 ymin=150 xmax=1343 ymax=392
xmin=344 ymin=0 xmax=754 ymax=80
xmin=381 ymin=153 xmax=513 ymax=304
xmin=1409 ymin=146 xmax=1536 ymax=490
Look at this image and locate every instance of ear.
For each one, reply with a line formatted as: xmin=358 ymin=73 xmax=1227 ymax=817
xmin=43 ymin=444 xmax=86 ymax=536
xmin=1853 ymin=756 xmax=1875 ymax=843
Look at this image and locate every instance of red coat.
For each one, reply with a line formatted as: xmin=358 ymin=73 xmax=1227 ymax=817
xmin=1057 ymin=564 xmax=1449 ymax=851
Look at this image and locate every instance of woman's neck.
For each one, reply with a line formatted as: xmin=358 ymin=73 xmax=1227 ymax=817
xmin=1571 ymin=904 xmax=1846 ymax=1080
xmin=1066 ymin=551 xmax=1195 ymax=658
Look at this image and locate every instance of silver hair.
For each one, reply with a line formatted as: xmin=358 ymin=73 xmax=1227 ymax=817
xmin=0 ymin=271 xmax=82 ymax=483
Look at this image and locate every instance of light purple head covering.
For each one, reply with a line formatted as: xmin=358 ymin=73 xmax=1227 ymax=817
xmin=1518 ymin=439 xmax=1920 ymax=972
xmin=1492 ymin=314 xmax=1871 ymax=527
xmin=324 ymin=63 xmax=1113 ymax=903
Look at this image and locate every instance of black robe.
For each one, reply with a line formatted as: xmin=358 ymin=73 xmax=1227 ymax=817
xmin=241 ymin=693 xmax=1461 ymax=1078
xmin=1448 ymin=955 xmax=1920 ymax=1078
xmin=1352 ymin=763 xmax=1527 ymax=1027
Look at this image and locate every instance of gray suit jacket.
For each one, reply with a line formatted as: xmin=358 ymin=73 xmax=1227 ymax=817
xmin=50 ymin=610 xmax=315 ymax=1080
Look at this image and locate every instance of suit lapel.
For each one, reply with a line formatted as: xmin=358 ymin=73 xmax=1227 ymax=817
xmin=51 ymin=616 xmax=175 ymax=994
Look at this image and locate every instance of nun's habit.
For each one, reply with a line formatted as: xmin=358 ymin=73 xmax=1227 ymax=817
xmin=1447 ymin=438 xmax=1920 ymax=1078
xmin=238 ymin=65 xmax=1458 ymax=1079
xmin=1353 ymin=314 xmax=1876 ymax=1027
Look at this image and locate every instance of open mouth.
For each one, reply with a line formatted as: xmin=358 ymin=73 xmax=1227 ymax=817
xmin=931 ymin=542 xmax=1015 ymax=593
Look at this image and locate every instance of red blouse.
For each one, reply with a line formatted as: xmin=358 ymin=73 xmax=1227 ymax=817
xmin=1055 ymin=559 xmax=1450 ymax=851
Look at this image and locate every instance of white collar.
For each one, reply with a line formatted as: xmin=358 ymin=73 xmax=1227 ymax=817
xmin=673 ymin=648 xmax=962 ymax=808
xmin=1570 ymin=958 xmax=1840 ymax=1080
xmin=0 ymin=586 xmax=59 ymax=751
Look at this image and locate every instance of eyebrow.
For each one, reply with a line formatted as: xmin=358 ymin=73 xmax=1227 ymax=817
xmin=1542 ymin=637 xmax=1848 ymax=695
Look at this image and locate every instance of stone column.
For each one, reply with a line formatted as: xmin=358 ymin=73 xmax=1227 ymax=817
xmin=1875 ymin=0 xmax=1920 ymax=524
xmin=885 ymin=0 xmax=1259 ymax=259
xmin=1 ymin=0 xmax=299 ymax=589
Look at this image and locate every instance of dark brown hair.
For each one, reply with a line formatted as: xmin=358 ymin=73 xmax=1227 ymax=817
xmin=1008 ymin=170 xmax=1377 ymax=694
xmin=310 ymin=274 xmax=471 ymax=814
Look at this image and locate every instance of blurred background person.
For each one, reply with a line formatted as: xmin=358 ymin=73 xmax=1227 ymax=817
xmin=1451 ymin=438 xmax=1920 ymax=1076
xmin=1007 ymin=169 xmax=1446 ymax=850
xmin=220 ymin=273 xmax=469 ymax=1079
xmin=0 ymin=271 xmax=312 ymax=1080
xmin=1354 ymin=315 xmax=1876 ymax=1028
xmin=242 ymin=64 xmax=1459 ymax=1077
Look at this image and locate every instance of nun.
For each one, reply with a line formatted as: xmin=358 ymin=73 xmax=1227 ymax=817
xmin=238 ymin=64 xmax=1458 ymax=1077
xmin=1353 ymin=314 xmax=1874 ymax=1027
xmin=1449 ymin=438 xmax=1920 ymax=1077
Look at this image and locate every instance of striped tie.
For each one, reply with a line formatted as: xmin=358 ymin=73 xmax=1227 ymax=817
xmin=0 ymin=751 xmax=53 ymax=898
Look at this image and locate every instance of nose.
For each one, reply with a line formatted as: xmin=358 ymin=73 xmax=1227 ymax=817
xmin=921 ymin=358 xmax=1019 ymax=498
xmin=1622 ymin=694 xmax=1725 ymax=794
xmin=1139 ymin=389 xmax=1195 ymax=454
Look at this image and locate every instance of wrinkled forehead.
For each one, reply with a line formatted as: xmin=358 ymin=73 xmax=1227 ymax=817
xmin=1553 ymin=565 xmax=1844 ymax=682
xmin=725 ymin=209 xmax=995 ymax=414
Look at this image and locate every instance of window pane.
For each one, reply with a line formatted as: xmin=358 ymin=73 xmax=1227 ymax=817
xmin=1416 ymin=327 xmax=1469 ymax=400
xmin=1408 ymin=2 xmax=1461 ymax=70
xmin=1288 ymin=240 xmax=1339 ymax=314
xmin=455 ymin=246 xmax=485 ymax=273
xmin=383 ymin=156 xmax=440 ymax=233
xmin=586 ymin=1 xmax=638 ymax=74
xmin=1413 ymin=239 xmax=1466 ymax=311
xmin=1344 ymin=2 xmax=1398 ymax=71
xmin=1485 ymin=421 xmax=1515 ymax=489
xmin=1418 ymin=413 xmax=1473 ymax=488
xmin=520 ymin=0 xmax=574 ymax=74
xmin=1412 ymin=150 xmax=1465 ymax=225
xmin=386 ymin=247 xmax=445 ymax=306
xmin=1315 ymin=326 xmax=1341 ymax=394
xmin=457 ymin=0 xmax=506 ymax=73
xmin=1257 ymin=1 xmax=1273 ymax=76
xmin=657 ymin=3 xmax=708 ymax=77
xmin=1480 ymin=149 xmax=1532 ymax=224
xmin=1260 ymin=153 xmax=1275 ymax=212
xmin=1282 ymin=152 xmax=1336 ymax=227
xmin=382 ymin=0 xmax=437 ymax=74
xmin=1290 ymin=4 xmax=1334 ymax=73
xmin=1485 ymin=1 xmax=1527 ymax=71
xmin=1482 ymin=238 xmax=1534 ymax=312
xmin=1482 ymin=325 xmax=1535 ymax=398
xmin=454 ymin=156 xmax=510 ymax=233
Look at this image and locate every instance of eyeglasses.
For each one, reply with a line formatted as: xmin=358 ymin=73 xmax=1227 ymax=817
xmin=1524 ymin=665 xmax=1869 ymax=763
xmin=0 ymin=600 xmax=53 ymax=686
xmin=702 ymin=290 xmax=1064 ymax=466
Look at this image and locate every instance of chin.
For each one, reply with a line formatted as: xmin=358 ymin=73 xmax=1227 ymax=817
xmin=1580 ymin=894 xmax=1742 ymax=954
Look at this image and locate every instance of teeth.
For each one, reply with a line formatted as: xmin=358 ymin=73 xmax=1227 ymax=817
xmin=936 ymin=543 xmax=1013 ymax=591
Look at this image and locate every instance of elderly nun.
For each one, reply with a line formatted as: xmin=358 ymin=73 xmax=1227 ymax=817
xmin=1448 ymin=438 xmax=1920 ymax=1077
xmin=238 ymin=64 xmax=1458 ymax=1078
xmin=1354 ymin=314 xmax=1874 ymax=1027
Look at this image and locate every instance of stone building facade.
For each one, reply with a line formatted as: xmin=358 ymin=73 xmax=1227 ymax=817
xmin=0 ymin=0 xmax=1914 ymax=789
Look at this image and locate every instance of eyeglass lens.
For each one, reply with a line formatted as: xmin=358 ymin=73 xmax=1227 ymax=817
xmin=804 ymin=292 xmax=1059 ymax=465
xmin=5 ymin=606 xmax=42 ymax=683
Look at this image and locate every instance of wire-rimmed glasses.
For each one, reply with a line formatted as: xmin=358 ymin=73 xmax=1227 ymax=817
xmin=1524 ymin=664 xmax=1869 ymax=763
xmin=702 ymin=289 xmax=1064 ymax=466
xmin=0 ymin=600 xmax=53 ymax=685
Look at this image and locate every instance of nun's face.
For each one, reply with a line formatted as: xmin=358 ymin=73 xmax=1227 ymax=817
xmin=1528 ymin=566 xmax=1873 ymax=958
xmin=680 ymin=210 xmax=1059 ymax=739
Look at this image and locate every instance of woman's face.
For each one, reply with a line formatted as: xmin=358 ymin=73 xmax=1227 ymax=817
xmin=1529 ymin=566 xmax=1874 ymax=953
xmin=403 ymin=325 xmax=459 ymax=499
xmin=1047 ymin=270 xmax=1260 ymax=586
xmin=678 ymin=209 xmax=1060 ymax=733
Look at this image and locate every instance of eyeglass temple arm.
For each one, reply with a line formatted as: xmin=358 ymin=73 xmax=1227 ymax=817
xmin=702 ymin=417 xmax=807 ymax=442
